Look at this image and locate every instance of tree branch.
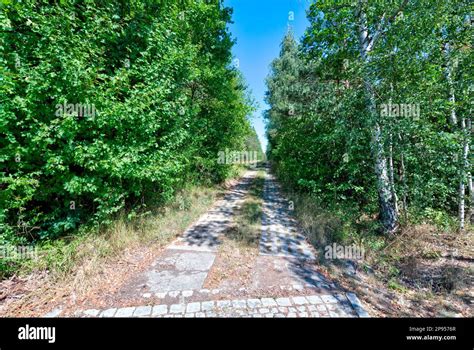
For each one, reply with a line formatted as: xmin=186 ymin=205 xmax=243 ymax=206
xmin=367 ymin=0 xmax=409 ymax=52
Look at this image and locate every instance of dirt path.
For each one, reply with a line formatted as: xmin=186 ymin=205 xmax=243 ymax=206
xmin=61 ymin=168 xmax=368 ymax=318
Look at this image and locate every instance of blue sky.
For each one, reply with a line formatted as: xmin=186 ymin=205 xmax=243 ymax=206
xmin=224 ymin=0 xmax=311 ymax=152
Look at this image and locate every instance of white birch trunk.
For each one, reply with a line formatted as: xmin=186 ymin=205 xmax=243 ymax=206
xmin=469 ymin=170 xmax=473 ymax=225
xmin=356 ymin=4 xmax=398 ymax=233
xmin=459 ymin=117 xmax=470 ymax=229
xmin=389 ymin=136 xmax=399 ymax=214
xmin=443 ymin=41 xmax=468 ymax=229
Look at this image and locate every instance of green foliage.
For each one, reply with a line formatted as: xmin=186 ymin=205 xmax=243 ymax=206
xmin=265 ymin=1 xmax=472 ymax=230
xmin=420 ymin=208 xmax=457 ymax=231
xmin=0 ymin=1 xmax=254 ymax=242
xmin=244 ymin=126 xmax=264 ymax=162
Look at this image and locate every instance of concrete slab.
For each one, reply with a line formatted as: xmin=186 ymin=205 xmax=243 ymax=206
xmin=121 ymin=249 xmax=216 ymax=295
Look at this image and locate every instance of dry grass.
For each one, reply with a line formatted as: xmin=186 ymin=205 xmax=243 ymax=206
xmin=276 ymin=186 xmax=473 ymax=317
xmin=334 ymin=225 xmax=474 ymax=317
xmin=0 ymin=184 xmax=222 ymax=316
xmin=282 ymin=191 xmax=345 ymax=249
xmin=204 ymin=170 xmax=264 ymax=290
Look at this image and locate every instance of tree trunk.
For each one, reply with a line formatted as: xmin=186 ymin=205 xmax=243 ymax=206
xmin=459 ymin=117 xmax=470 ymax=229
xmin=447 ymin=66 xmax=457 ymax=125
xmin=468 ymin=171 xmax=473 ymax=225
xmin=372 ymin=108 xmax=398 ymax=233
xmin=389 ymin=135 xmax=399 ymax=215
xmin=356 ymin=5 xmax=398 ymax=233
xmin=467 ymin=119 xmax=473 ymax=225
xmin=443 ymin=40 xmax=468 ymax=230
xmin=400 ymin=150 xmax=408 ymax=221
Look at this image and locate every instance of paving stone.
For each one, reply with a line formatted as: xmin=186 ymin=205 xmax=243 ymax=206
xmin=336 ymin=310 xmax=351 ymax=317
xmin=217 ymin=300 xmax=232 ymax=308
xmin=346 ymin=292 xmax=370 ymax=318
xmin=100 ymin=308 xmax=117 ymax=318
xmin=321 ymin=294 xmax=338 ymax=304
xmin=144 ymin=247 xmax=216 ymax=293
xmin=234 ymin=309 xmax=246 ymax=316
xmin=152 ymin=305 xmax=168 ymax=316
xmin=201 ymin=301 xmax=215 ymax=312
xmin=115 ymin=307 xmax=136 ymax=317
xmin=133 ymin=306 xmax=152 ymax=317
xmin=232 ymin=300 xmax=247 ymax=309
xmin=93 ymin=296 xmax=360 ymax=318
xmin=77 ymin=210 xmax=363 ymax=319
xmin=316 ymin=304 xmax=327 ymax=312
xmin=83 ymin=309 xmax=100 ymax=317
xmin=278 ymin=306 xmax=288 ymax=313
xmin=261 ymin=298 xmax=277 ymax=307
xmin=186 ymin=302 xmax=201 ymax=313
xmin=170 ymin=304 xmax=185 ymax=314
xmin=292 ymin=296 xmax=308 ymax=305
xmin=247 ymin=299 xmax=262 ymax=308
xmin=307 ymin=295 xmax=323 ymax=304
xmin=276 ymin=297 xmax=291 ymax=307
xmin=44 ymin=308 xmax=63 ymax=318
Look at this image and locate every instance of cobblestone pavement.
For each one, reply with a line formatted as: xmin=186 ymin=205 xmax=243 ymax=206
xmin=251 ymin=170 xmax=336 ymax=291
xmin=78 ymin=291 xmax=368 ymax=318
xmin=167 ymin=171 xmax=255 ymax=251
xmin=260 ymin=172 xmax=316 ymax=261
xmin=49 ymin=168 xmax=369 ymax=318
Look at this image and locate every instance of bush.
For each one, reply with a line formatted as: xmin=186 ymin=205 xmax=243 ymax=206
xmin=0 ymin=1 xmax=254 ymax=242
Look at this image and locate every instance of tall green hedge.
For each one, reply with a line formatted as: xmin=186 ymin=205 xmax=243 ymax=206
xmin=0 ymin=0 xmax=254 ymax=243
